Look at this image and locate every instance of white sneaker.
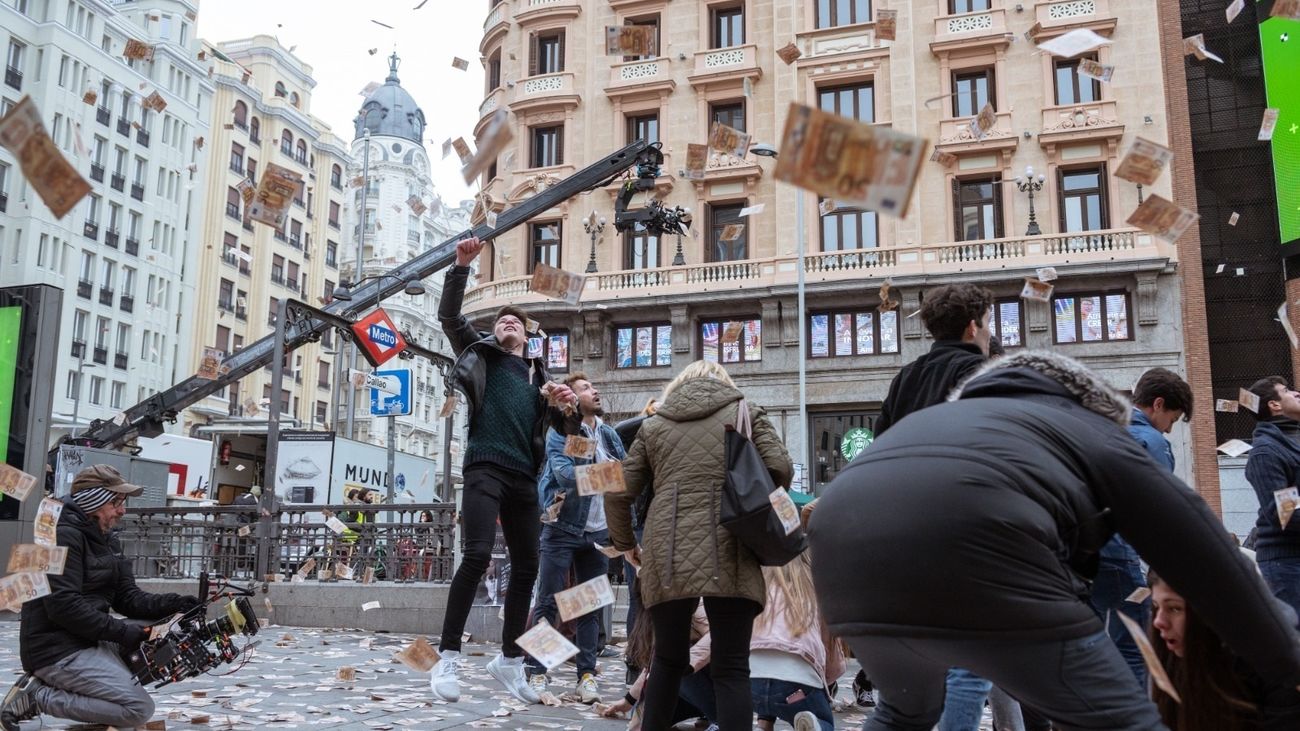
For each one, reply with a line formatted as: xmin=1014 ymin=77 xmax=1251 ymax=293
xmin=576 ymin=672 xmax=599 ymax=704
xmin=487 ymin=653 xmax=541 ymax=704
xmin=528 ymin=672 xmax=549 ymax=697
xmin=793 ymin=710 xmax=818 ymax=731
xmin=428 ymin=650 xmax=461 ymax=702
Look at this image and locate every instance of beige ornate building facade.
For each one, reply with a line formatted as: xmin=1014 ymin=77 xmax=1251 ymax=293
xmin=464 ymin=0 xmax=1213 ymax=498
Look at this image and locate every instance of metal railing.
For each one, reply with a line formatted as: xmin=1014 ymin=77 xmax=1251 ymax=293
xmin=117 ymin=503 xmax=458 ymax=583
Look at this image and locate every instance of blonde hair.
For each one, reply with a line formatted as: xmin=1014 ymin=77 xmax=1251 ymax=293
xmin=641 ymin=398 xmax=658 ymax=416
xmin=661 ymin=360 xmax=736 ymax=402
xmin=756 ymin=551 xmax=817 ymax=638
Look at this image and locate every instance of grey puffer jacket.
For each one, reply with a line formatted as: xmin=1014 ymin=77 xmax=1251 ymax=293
xmin=607 ymin=378 xmax=792 ymax=609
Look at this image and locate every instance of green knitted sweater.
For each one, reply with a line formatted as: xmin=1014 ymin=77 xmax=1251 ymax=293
xmin=464 ymin=352 xmax=541 ymax=476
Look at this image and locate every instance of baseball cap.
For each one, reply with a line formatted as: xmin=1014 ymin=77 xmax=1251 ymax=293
xmin=70 ymin=465 xmax=145 ymax=497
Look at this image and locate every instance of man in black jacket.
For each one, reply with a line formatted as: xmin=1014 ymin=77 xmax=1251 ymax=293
xmin=1244 ymin=376 xmax=1300 ymax=617
xmin=810 ymin=352 xmax=1300 ymax=730
xmin=2 ymin=465 xmax=199 ymax=730
xmin=428 ymin=236 xmax=575 ymax=705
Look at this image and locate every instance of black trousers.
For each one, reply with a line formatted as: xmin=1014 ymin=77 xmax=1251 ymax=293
xmin=640 ymin=596 xmax=760 ymax=731
xmin=438 ymin=464 xmax=540 ymax=657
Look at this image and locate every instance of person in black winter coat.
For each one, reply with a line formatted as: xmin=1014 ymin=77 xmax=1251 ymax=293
xmin=1244 ymin=376 xmax=1300 ymax=618
xmin=2 ymin=465 xmax=199 ymax=731
xmin=810 ymin=351 xmax=1300 ymax=731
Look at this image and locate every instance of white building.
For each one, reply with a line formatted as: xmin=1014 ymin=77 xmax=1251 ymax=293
xmin=340 ymin=53 xmax=471 ymax=480
xmin=0 ymin=0 xmax=212 ymax=441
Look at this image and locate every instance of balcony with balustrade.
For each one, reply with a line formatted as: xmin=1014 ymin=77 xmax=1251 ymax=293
xmin=461 ymin=228 xmax=1173 ymax=319
xmin=931 ymin=5 xmax=1011 ymax=54
xmin=510 ymin=72 xmax=579 ymax=114
xmin=688 ymin=44 xmax=762 ymax=90
xmin=605 ymin=57 xmax=676 ymax=99
xmin=482 ymin=0 xmax=510 ymax=49
xmin=1032 ymin=0 xmax=1116 ymax=37
xmin=513 ymin=0 xmax=580 ymax=25
xmin=933 ymin=111 xmax=1019 ymax=157
xmin=1038 ymin=100 xmax=1125 ymax=148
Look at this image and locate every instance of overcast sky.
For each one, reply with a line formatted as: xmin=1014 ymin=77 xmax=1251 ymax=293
xmin=197 ymin=0 xmax=485 ymax=205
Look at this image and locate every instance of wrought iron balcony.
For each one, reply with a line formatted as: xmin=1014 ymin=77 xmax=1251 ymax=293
xmin=77 ymin=280 xmax=93 ymax=299
xmin=96 ymin=106 xmax=110 ymax=126
xmin=3 ymin=66 xmax=21 ymax=91
xmin=119 ymin=294 xmax=134 ymax=313
xmin=114 ymin=352 xmax=128 ymax=370
xmin=92 ymin=346 xmax=108 ymax=365
xmin=98 ymin=287 xmax=114 ymax=306
xmin=125 ymin=238 xmax=139 ymax=256
xmin=90 ymin=163 xmax=105 ymax=182
xmin=83 ymin=221 xmax=99 ymax=239
xmin=104 ymin=230 xmax=119 ymax=248
xmin=116 ymin=118 xmax=131 ymax=137
xmin=130 ymin=183 xmax=144 ymax=201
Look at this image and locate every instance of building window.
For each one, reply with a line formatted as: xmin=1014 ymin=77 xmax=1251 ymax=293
xmin=818 ymin=82 xmax=874 ymax=122
xmin=531 ymin=125 xmax=563 ymax=168
xmin=615 ymin=324 xmax=672 ymax=368
xmin=249 ymin=117 xmax=260 ymax=142
xmin=992 ymin=299 xmax=1023 ymax=348
xmin=330 ymin=164 xmax=342 ymax=188
xmin=816 ymin=0 xmax=871 ymax=29
xmin=708 ymin=202 xmax=747 ymax=262
xmin=1059 ymin=166 xmax=1109 ymax=233
xmin=953 ymin=68 xmax=995 ymax=118
xmin=819 ymin=201 xmax=879 ymax=251
xmin=216 ymin=276 xmax=233 ymax=309
xmin=702 ymin=318 xmax=761 ymax=363
xmin=810 ymin=310 xmax=900 ymax=357
xmin=624 ymin=228 xmax=661 ymax=269
xmin=950 ymin=0 xmax=991 ymax=12
xmin=711 ymin=5 xmax=744 ymax=48
xmin=622 ymin=16 xmax=660 ymax=61
xmin=229 ymin=142 xmax=244 ymax=172
xmin=1054 ymin=56 xmax=1101 ymax=106
xmin=530 ymin=222 xmax=561 ymax=272
xmin=66 ymin=370 xmax=82 ymax=400
xmin=274 ymin=81 xmax=287 ymax=98
xmin=626 ymin=113 xmax=659 ymax=145
xmin=710 ymin=101 xmax=746 ymax=134
xmin=326 ymin=240 xmax=338 ymax=266
xmin=280 ymin=129 xmax=293 ymax=156
xmin=328 ymin=201 xmax=341 ymax=228
xmin=526 ymin=330 xmax=570 ymax=371
xmin=1052 ymin=292 xmax=1132 ymax=344
xmin=487 ymin=50 xmax=501 ymax=91
xmin=232 ymin=100 xmax=247 ymax=128
xmin=532 ymin=31 xmax=565 ymax=75
xmin=953 ymin=176 xmax=1003 ymax=241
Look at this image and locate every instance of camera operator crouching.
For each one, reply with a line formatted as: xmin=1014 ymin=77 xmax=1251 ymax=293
xmin=2 ymin=466 xmax=201 ymax=731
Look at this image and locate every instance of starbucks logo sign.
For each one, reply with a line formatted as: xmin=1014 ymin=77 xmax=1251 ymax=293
xmin=840 ymin=427 xmax=875 ymax=462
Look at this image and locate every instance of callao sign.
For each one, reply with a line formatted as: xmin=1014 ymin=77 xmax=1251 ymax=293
xmin=351 ymin=308 xmax=407 ymax=367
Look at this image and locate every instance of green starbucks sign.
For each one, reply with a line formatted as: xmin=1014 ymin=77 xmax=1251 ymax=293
xmin=841 ymin=427 xmax=874 ymax=462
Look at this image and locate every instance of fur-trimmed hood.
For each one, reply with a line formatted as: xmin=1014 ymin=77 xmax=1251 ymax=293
xmin=948 ymin=350 xmax=1131 ymax=427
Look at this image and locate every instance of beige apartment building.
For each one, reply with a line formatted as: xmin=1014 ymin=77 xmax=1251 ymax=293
xmin=464 ymin=0 xmax=1213 ymax=498
xmin=183 ymin=36 xmax=351 ymax=445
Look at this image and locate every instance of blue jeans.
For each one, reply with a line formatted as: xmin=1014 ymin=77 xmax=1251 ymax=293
xmin=525 ymin=525 xmax=609 ymax=679
xmin=752 ymin=678 xmax=834 ymax=731
xmin=936 ymin=667 xmax=992 ymax=731
xmin=1088 ymin=554 xmax=1150 ymax=688
xmin=1260 ymin=557 xmax=1300 ymax=620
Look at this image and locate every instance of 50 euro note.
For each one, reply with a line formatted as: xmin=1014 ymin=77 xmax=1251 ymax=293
xmin=393 ymin=636 xmax=440 ymax=672
xmin=1115 ymin=137 xmax=1173 ymax=186
xmin=248 ymin=163 xmax=303 ymax=229
xmin=774 ymin=102 xmax=928 ymax=219
xmin=0 ymin=572 xmax=51 ymax=613
xmin=0 ymin=463 xmax=38 ymax=503
xmin=0 ymin=96 xmax=91 ymax=219
xmin=34 ymin=498 xmax=63 ymax=547
xmin=575 ymin=461 xmax=626 ymax=497
xmin=555 ymin=574 xmax=615 ymax=623
xmin=7 ymin=544 xmax=68 ymax=575
xmin=529 ymin=263 xmax=586 ymax=306
xmin=516 ymin=618 xmax=580 ymax=670
xmin=1126 ymin=195 xmax=1200 ymax=244
xmin=462 ymin=109 xmax=513 ymax=185
xmin=684 ymin=143 xmax=708 ymax=180
xmin=606 ymin=25 xmax=657 ymax=56
xmin=1077 ymin=59 xmax=1114 ymax=83
xmin=708 ymin=121 xmax=750 ymax=158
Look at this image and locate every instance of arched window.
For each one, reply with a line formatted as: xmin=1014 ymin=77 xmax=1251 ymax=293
xmin=330 ymin=164 xmax=342 ymax=188
xmin=280 ymin=129 xmax=293 ymax=156
xmin=274 ymin=81 xmax=287 ymax=98
xmin=232 ymin=100 xmax=247 ymax=128
xmin=249 ymin=117 xmax=260 ymax=142
xmin=290 ymin=92 xmax=300 ymax=108
xmin=295 ymin=139 xmax=307 ymax=163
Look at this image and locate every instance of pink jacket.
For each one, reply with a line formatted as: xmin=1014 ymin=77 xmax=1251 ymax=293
xmin=749 ymin=581 xmax=845 ymax=691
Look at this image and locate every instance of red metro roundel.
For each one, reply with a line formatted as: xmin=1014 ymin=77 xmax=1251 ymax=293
xmin=352 ymin=308 xmax=407 ymax=367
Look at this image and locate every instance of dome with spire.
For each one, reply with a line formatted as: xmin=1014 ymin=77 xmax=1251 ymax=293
xmin=354 ymin=52 xmax=426 ymax=144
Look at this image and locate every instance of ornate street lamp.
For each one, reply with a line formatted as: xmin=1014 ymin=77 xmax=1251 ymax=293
xmin=582 ymin=212 xmax=606 ymax=273
xmin=1013 ymin=165 xmax=1047 ymax=236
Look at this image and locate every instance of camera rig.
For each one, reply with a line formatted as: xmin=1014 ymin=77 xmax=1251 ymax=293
xmin=128 ymin=572 xmax=260 ymax=689
xmin=611 ymin=143 xmax=693 ymax=237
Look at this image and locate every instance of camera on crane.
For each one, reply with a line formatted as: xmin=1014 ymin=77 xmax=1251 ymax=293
xmin=613 ymin=143 xmax=693 ymax=238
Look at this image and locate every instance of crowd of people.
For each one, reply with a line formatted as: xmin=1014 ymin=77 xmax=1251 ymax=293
xmin=6 ymin=234 xmax=1300 ymax=731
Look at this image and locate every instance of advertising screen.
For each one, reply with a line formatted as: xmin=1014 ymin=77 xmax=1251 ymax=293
xmin=0 ymin=306 xmax=20 ymax=467
xmin=1260 ymin=4 xmax=1300 ymax=250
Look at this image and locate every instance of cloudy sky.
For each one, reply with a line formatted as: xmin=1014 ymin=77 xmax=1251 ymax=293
xmin=197 ymin=0 xmax=485 ymax=204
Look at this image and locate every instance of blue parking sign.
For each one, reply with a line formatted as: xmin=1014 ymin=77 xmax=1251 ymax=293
xmin=370 ymin=368 xmax=412 ymax=416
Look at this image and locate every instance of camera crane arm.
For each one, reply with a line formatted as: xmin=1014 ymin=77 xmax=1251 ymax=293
xmin=71 ymin=141 xmax=663 ymax=452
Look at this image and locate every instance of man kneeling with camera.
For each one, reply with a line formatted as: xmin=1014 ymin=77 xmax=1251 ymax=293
xmin=2 ymin=466 xmax=200 ymax=730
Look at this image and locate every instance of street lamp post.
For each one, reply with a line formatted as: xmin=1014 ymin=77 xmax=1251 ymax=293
xmin=346 ymin=125 xmax=374 ymax=442
xmin=583 ymin=212 xmax=606 ymax=273
xmin=1014 ymin=165 xmax=1047 ymax=236
xmin=69 ymin=353 xmax=99 ymax=439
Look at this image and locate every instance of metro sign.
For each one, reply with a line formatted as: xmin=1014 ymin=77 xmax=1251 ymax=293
xmin=351 ymin=308 xmax=407 ymax=367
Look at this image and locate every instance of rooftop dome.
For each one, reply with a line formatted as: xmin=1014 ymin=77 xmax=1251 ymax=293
xmin=354 ymin=52 xmax=426 ymax=144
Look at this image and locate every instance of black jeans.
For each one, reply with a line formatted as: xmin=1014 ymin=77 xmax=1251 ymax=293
xmin=640 ymin=596 xmax=760 ymax=731
xmin=439 ymin=464 xmax=540 ymax=657
xmin=845 ymin=630 xmax=1165 ymax=731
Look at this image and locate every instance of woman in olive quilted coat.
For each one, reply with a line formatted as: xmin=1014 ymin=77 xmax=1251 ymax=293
xmin=607 ymin=360 xmax=793 ymax=731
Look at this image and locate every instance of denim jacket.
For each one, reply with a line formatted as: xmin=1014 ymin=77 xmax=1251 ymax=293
xmin=538 ymin=421 xmax=627 ymax=537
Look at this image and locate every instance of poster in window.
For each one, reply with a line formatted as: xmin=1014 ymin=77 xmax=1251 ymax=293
xmin=856 ymin=313 xmax=875 ymax=354
xmin=880 ymin=311 xmax=899 ymax=353
xmin=811 ymin=315 xmax=829 ymax=357
xmin=617 ymin=328 xmax=633 ymax=368
xmin=526 ymin=336 xmax=544 ymax=359
xmin=721 ymin=322 xmax=741 ymax=363
xmin=702 ymin=322 xmax=720 ymax=363
xmin=547 ymin=334 xmax=568 ymax=371
xmin=999 ymin=302 xmax=1021 ymax=347
xmin=1106 ymin=295 xmax=1128 ymax=340
xmin=1054 ymin=298 xmax=1077 ymax=343
xmin=635 ymin=327 xmax=653 ymax=367
xmin=745 ymin=320 xmax=762 ymax=361
xmin=656 ymin=326 xmax=672 ymax=366
xmin=1080 ymin=296 xmax=1103 ymax=342
xmin=834 ymin=314 xmax=854 ymax=356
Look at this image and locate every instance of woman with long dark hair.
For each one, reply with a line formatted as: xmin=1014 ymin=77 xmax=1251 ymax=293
xmin=1149 ymin=568 xmax=1300 ymax=730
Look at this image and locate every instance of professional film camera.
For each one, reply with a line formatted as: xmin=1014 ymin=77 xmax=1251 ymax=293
xmin=612 ymin=143 xmax=693 ymax=238
xmin=127 ymin=573 xmax=260 ymax=689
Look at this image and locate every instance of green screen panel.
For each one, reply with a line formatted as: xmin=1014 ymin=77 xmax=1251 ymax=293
xmin=0 ymin=306 xmax=21 ymax=464
xmin=1260 ymin=4 xmax=1300 ymax=247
